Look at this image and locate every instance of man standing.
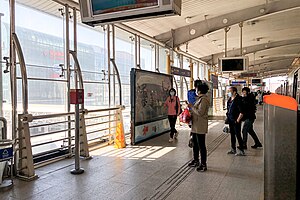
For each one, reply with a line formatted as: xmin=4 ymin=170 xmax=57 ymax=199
xmin=226 ymin=87 xmax=245 ymax=156
xmin=241 ymin=87 xmax=263 ymax=149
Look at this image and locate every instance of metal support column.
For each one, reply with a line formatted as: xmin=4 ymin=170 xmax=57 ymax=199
xmin=0 ymin=13 xmax=3 ymax=118
xmin=189 ymin=60 xmax=194 ymax=89
xmin=9 ymin=0 xmax=17 ymax=143
xmin=107 ymin=25 xmax=112 ymax=143
xmin=166 ymin=53 xmax=171 ymax=74
xmin=224 ymin=27 xmax=230 ymax=57
xmin=179 ymin=54 xmax=184 ymax=100
xmin=65 ymin=4 xmax=72 ymax=154
xmin=155 ymin=44 xmax=159 ymax=72
xmin=239 ymin=22 xmax=243 ymax=56
xmin=70 ymin=103 xmax=84 ymax=175
xmin=197 ymin=62 xmax=200 ymax=79
xmin=112 ymin=25 xmax=116 ymax=105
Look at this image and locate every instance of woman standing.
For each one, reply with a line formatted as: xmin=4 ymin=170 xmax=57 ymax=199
xmin=164 ymin=88 xmax=181 ymax=142
xmin=187 ymin=82 xmax=210 ymax=172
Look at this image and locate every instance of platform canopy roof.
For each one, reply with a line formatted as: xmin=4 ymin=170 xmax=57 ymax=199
xmin=13 ymin=0 xmax=300 ymax=77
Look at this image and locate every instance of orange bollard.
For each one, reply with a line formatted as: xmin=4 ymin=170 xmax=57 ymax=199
xmin=114 ymin=122 xmax=126 ymax=148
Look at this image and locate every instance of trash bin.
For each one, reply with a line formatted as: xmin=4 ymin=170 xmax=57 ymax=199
xmin=0 ymin=139 xmax=13 ymax=190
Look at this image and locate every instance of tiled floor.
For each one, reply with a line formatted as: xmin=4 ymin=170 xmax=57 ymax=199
xmin=0 ymin=107 xmax=264 ymax=200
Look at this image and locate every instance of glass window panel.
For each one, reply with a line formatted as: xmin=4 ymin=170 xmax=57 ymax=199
xmin=140 ymin=38 xmax=155 ymax=71
xmin=159 ymin=46 xmax=167 ymax=74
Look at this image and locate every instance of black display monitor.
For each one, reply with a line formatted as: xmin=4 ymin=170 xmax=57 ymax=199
xmin=219 ymin=57 xmax=248 ymax=72
xmin=79 ymin=0 xmax=182 ymax=25
xmin=252 ymin=78 xmax=262 ymax=84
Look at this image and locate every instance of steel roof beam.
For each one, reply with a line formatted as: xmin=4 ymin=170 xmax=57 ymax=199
xmin=201 ymin=39 xmax=300 ymax=65
xmin=250 ymin=59 xmax=293 ymax=71
xmin=52 ymin=0 xmax=80 ymax=10
xmin=249 ymin=56 xmax=296 ymax=67
xmin=154 ymin=0 xmax=300 ymax=48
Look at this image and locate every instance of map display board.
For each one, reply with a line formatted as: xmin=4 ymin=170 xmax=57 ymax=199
xmin=131 ymin=69 xmax=172 ymax=144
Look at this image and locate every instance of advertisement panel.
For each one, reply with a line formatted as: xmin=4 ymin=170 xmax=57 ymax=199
xmin=130 ymin=69 xmax=172 ymax=144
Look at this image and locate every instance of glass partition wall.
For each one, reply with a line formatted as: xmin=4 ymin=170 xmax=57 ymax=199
xmin=0 ymin=0 xmax=209 ymax=141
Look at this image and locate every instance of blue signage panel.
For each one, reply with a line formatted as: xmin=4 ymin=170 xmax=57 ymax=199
xmin=231 ymin=81 xmax=246 ymax=85
xmin=0 ymin=147 xmax=13 ymax=161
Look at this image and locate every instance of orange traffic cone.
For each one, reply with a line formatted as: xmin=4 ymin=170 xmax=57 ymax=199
xmin=114 ymin=122 xmax=126 ymax=148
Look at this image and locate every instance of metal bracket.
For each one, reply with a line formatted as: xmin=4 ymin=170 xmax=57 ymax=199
xmin=3 ymin=57 xmax=10 ymax=73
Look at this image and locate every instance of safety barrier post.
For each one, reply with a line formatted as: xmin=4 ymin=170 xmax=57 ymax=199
xmin=16 ymin=114 xmax=37 ymax=181
xmin=114 ymin=107 xmax=126 ymax=149
xmin=70 ymin=89 xmax=84 ymax=175
xmin=79 ymin=109 xmax=90 ymax=158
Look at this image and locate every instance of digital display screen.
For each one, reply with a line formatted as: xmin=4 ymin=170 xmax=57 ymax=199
xmin=252 ymin=79 xmax=261 ymax=84
xmin=221 ymin=58 xmax=244 ymax=71
xmin=91 ymin=0 xmax=159 ymax=15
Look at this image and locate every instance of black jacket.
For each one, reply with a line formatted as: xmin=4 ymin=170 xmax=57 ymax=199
xmin=241 ymin=94 xmax=257 ymax=120
xmin=226 ymin=94 xmax=242 ymax=123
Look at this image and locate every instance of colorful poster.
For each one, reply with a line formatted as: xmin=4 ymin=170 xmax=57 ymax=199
xmin=131 ymin=69 xmax=172 ymax=144
xmin=91 ymin=0 xmax=159 ymax=15
xmin=134 ymin=119 xmax=170 ymax=143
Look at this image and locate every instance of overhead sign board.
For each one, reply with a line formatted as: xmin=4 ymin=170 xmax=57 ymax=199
xmin=171 ymin=66 xmax=191 ymax=77
xmin=231 ymin=80 xmax=246 ymax=85
xmin=240 ymin=72 xmax=257 ymax=78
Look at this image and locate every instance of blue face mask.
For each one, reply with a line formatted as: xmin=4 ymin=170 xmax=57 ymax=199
xmin=228 ymin=92 xmax=232 ymax=97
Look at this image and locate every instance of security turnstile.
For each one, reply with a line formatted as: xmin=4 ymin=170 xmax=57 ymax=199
xmin=264 ymin=94 xmax=299 ymax=200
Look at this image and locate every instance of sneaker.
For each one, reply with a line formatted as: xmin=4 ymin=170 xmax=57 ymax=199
xmin=196 ymin=164 xmax=207 ymax=172
xmin=188 ymin=160 xmax=199 ymax=167
xmin=174 ymin=132 xmax=179 ymax=139
xmin=251 ymin=143 xmax=262 ymax=148
xmin=227 ymin=149 xmax=236 ymax=154
xmin=169 ymin=138 xmax=174 ymax=143
xmin=235 ymin=149 xmax=246 ymax=156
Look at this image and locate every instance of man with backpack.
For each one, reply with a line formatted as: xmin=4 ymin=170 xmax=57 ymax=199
xmin=240 ymin=87 xmax=262 ymax=149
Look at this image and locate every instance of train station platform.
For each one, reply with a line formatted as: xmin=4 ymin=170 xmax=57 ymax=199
xmin=1 ymin=107 xmax=264 ymax=200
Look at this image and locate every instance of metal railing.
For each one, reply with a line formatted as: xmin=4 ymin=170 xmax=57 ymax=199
xmin=17 ymin=106 xmax=123 ymax=170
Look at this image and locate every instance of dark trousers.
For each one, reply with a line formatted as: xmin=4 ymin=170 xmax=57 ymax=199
xmin=229 ymin=122 xmax=244 ymax=151
xmin=242 ymin=119 xmax=261 ymax=145
xmin=192 ymin=133 xmax=207 ymax=165
xmin=168 ymin=115 xmax=177 ymax=138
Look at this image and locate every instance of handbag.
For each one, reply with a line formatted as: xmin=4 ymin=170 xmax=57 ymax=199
xmin=223 ymin=125 xmax=230 ymax=134
xmin=175 ymin=97 xmax=182 ymax=115
xmin=179 ymin=109 xmax=191 ymax=124
xmin=224 ymin=117 xmax=229 ymax=124
xmin=188 ymin=135 xmax=194 ymax=148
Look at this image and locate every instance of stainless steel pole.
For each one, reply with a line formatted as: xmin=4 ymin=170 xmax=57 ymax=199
xmin=0 ymin=13 xmax=3 ymax=118
xmin=73 ymin=8 xmax=78 ymax=91
xmin=65 ymin=5 xmax=72 ymax=154
xmin=224 ymin=27 xmax=230 ymax=58
xmin=134 ymin=34 xmax=138 ymax=68
xmin=70 ymin=103 xmax=84 ymax=174
xmin=9 ymin=0 xmax=16 ymax=141
xmin=107 ymin=25 xmax=111 ymax=107
xmin=138 ymin=36 xmax=141 ymax=68
xmin=179 ymin=54 xmax=184 ymax=100
xmin=239 ymin=22 xmax=243 ymax=56
xmin=112 ymin=26 xmax=116 ymax=105
xmin=155 ymin=44 xmax=159 ymax=72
